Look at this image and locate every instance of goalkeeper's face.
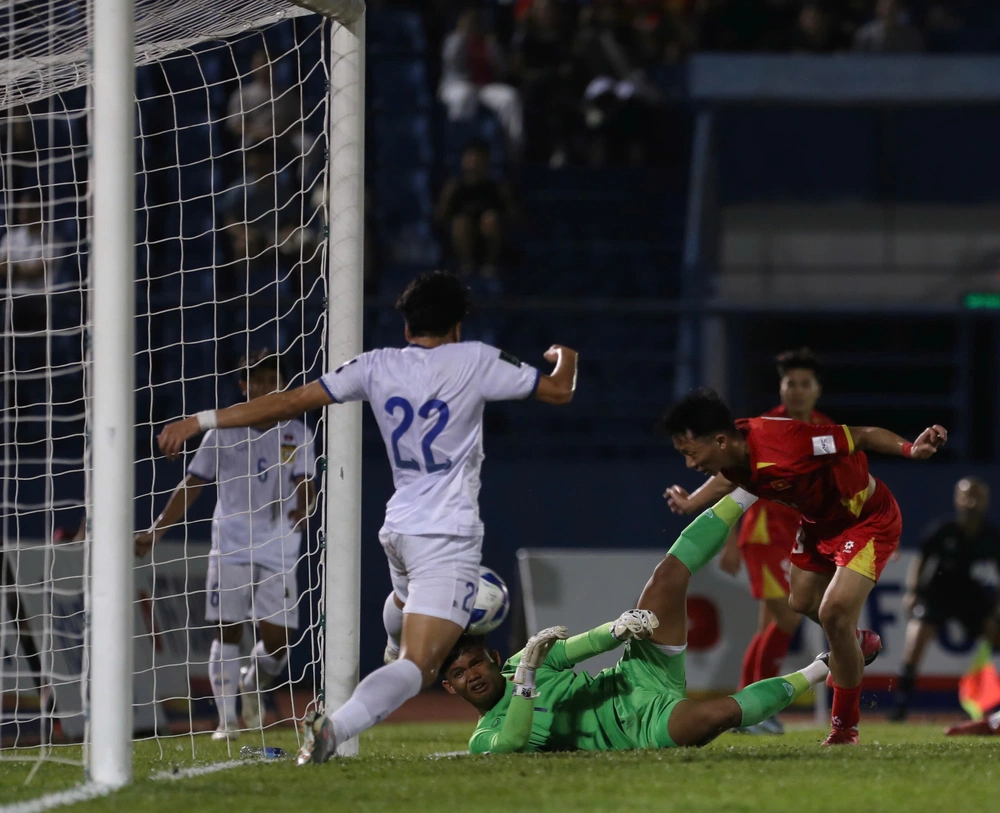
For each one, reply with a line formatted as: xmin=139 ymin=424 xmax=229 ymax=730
xmin=441 ymin=648 xmax=506 ymax=711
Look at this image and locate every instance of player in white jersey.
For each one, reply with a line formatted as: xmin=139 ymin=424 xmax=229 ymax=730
xmin=157 ymin=271 xmax=578 ymax=763
xmin=136 ymin=352 xmax=316 ymax=740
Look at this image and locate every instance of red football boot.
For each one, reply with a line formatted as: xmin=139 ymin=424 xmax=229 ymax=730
xmin=821 ymin=727 xmax=859 ymax=746
xmin=825 ymin=629 xmax=883 ymax=688
xmin=944 ymin=718 xmax=998 ymax=737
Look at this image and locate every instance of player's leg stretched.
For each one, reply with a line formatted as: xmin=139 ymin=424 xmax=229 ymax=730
xmin=209 ymin=623 xmax=243 ymax=740
xmin=739 ymin=596 xmax=801 ymax=735
xmin=300 ymin=613 xmax=463 ymax=764
xmin=814 ymin=566 xmax=875 ymax=745
xmin=669 ymin=656 xmax=831 ymax=747
xmin=634 ymin=491 xmax=831 ymax=747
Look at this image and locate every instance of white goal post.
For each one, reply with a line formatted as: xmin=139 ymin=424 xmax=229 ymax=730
xmin=0 ymin=0 xmax=365 ymax=790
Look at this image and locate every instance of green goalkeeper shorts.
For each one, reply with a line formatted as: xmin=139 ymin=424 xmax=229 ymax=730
xmin=611 ymin=639 xmax=687 ymax=749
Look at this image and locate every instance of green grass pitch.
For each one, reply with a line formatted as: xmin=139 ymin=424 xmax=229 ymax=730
xmin=1 ymin=722 xmax=996 ymax=812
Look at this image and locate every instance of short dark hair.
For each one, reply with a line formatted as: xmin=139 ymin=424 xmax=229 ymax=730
xmin=776 ymin=347 xmax=822 ymax=382
xmin=238 ymin=348 xmax=285 ymax=383
xmin=395 ymin=270 xmax=472 ymax=337
xmin=655 ymin=387 xmax=737 ymax=438
xmin=439 ymin=634 xmax=489 ymax=680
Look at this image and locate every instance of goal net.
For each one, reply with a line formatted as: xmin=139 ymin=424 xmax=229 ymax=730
xmin=0 ymin=0 xmax=363 ymax=794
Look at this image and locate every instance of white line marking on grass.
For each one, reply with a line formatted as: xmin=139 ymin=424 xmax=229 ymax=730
xmin=0 ymin=782 xmax=114 ymax=813
xmin=151 ymin=760 xmax=245 ymax=781
xmin=427 ymin=751 xmax=471 ymax=759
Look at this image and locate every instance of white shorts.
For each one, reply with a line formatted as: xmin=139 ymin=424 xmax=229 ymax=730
xmin=205 ymin=553 xmax=299 ymax=630
xmin=378 ymin=529 xmax=482 ymax=628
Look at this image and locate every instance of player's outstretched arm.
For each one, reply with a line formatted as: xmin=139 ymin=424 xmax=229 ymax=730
xmin=558 ymin=611 xmax=659 ymax=667
xmin=157 ymin=381 xmax=333 ymax=460
xmin=134 ymin=474 xmax=206 ymax=557
xmin=665 ymin=472 xmax=737 ymax=515
xmin=534 ymin=345 xmax=578 ymax=405
xmin=848 ymin=424 xmax=947 ymax=460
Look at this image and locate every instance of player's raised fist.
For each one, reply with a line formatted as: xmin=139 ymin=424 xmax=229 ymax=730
xmin=665 ymin=485 xmax=697 ymax=514
xmin=543 ymin=345 xmax=574 ymax=364
xmin=158 ymin=416 xmax=200 ymax=460
xmin=910 ymin=424 xmax=948 ymax=459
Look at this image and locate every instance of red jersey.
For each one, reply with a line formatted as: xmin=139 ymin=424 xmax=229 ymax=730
xmin=721 ymin=416 xmax=873 ymax=537
xmin=737 ymin=406 xmax=834 ymax=550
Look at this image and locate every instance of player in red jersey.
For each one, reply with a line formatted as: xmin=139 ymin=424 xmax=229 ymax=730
xmin=712 ymin=350 xmax=832 ymax=734
xmin=658 ymin=388 xmax=947 ymax=745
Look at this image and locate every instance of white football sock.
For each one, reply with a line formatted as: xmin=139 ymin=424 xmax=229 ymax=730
xmin=799 ymin=660 xmax=829 ymax=686
xmin=209 ymin=640 xmax=241 ymax=727
xmin=382 ymin=592 xmax=403 ymax=652
xmin=330 ymin=658 xmax=422 ymax=742
xmin=243 ymin=640 xmax=287 ymax=693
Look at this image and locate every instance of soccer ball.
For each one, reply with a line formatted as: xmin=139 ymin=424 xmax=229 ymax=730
xmin=467 ymin=567 xmax=510 ymax=635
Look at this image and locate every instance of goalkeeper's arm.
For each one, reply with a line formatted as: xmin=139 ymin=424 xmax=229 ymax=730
xmin=560 ymin=610 xmax=659 ymax=667
xmin=469 ymin=693 xmax=536 ymax=755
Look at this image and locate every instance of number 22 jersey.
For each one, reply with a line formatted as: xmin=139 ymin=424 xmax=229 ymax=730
xmin=319 ymin=342 xmax=540 ymax=537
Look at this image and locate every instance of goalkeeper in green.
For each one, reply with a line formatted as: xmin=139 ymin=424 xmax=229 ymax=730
xmin=442 ymin=490 xmax=874 ymax=753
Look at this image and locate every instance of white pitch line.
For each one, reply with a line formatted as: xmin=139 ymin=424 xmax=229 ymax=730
xmin=427 ymin=750 xmax=471 ymax=759
xmin=0 ymin=783 xmax=114 ymax=813
xmin=151 ymin=759 xmax=246 ymax=781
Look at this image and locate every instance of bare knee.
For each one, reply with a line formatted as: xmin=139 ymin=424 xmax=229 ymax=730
xmin=401 ymin=653 xmax=446 ymax=689
xmin=818 ymin=598 xmax=857 ymax=639
xmin=652 ymin=555 xmax=691 ymax=595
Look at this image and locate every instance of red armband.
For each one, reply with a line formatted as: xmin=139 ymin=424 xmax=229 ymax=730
xmin=901 ymin=442 xmax=914 ymax=458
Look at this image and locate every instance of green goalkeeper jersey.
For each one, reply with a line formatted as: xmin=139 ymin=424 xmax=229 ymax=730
xmin=468 ymin=495 xmax=754 ymax=755
xmin=470 ymin=638 xmax=635 ymax=754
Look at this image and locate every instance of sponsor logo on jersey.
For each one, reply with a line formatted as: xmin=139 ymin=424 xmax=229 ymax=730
xmin=280 ymin=444 xmax=297 ymax=464
xmin=812 ymin=435 xmax=837 ymax=456
xmin=498 ymin=350 xmax=522 ymax=368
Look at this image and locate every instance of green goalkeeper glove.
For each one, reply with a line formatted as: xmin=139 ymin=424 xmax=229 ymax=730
xmin=513 ymin=625 xmax=568 ymax=696
xmin=610 ymin=609 xmax=659 ymax=642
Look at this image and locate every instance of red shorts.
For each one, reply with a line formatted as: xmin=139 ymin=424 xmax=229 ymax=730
xmin=791 ymin=481 xmax=902 ymax=582
xmin=741 ymin=542 xmax=792 ymax=600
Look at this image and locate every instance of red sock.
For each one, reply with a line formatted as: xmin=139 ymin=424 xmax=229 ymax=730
xmin=740 ymin=633 xmax=763 ymax=690
xmin=754 ymin=622 xmax=794 ymax=682
xmin=831 ymin=684 xmax=862 ymax=732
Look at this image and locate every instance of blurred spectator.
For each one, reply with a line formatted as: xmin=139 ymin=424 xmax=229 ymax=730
xmin=438 ymin=8 xmax=524 ymax=160
xmin=226 ymin=49 xmax=300 ymax=159
xmin=789 ymin=3 xmax=844 ymax=53
xmin=0 ymin=193 xmax=54 ymax=407
xmin=510 ymin=0 xmax=578 ymax=166
xmin=853 ymin=0 xmax=924 ymax=53
xmin=435 ymin=139 xmax=517 ymax=286
xmin=1 ymin=193 xmax=53 ymax=312
xmin=572 ymin=1 xmax=664 ymax=166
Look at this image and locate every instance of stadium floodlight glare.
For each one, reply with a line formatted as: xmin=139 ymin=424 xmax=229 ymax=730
xmin=0 ymin=0 xmax=364 ymax=795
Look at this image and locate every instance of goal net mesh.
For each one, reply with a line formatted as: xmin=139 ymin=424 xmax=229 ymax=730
xmin=0 ymin=0 xmax=359 ymax=778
